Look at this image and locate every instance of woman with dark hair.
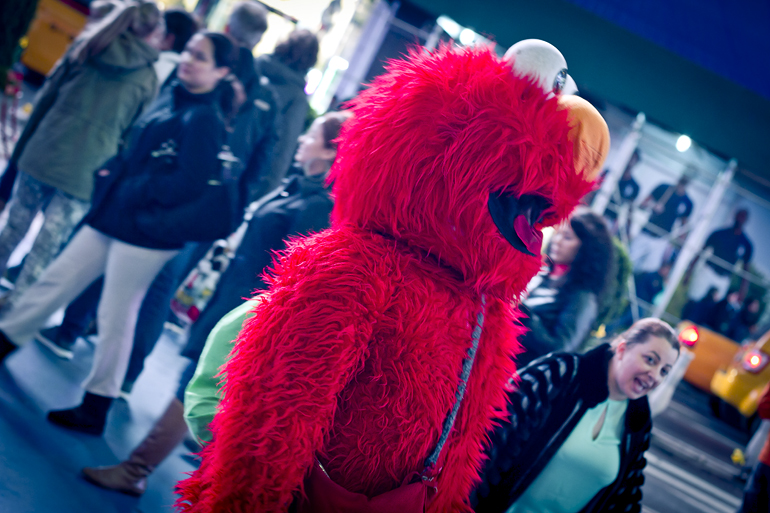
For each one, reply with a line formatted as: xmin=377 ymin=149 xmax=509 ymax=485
xmin=473 ymin=318 xmax=680 ymax=513
xmin=0 ymin=32 xmax=239 ymax=436
xmin=0 ymin=0 xmax=162 ymax=306
xmin=517 ymin=207 xmax=614 ymax=366
xmin=254 ymin=29 xmax=320 ymax=197
xmin=80 ymin=110 xmax=349 ymax=496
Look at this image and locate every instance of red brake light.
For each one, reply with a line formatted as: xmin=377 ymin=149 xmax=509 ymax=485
xmin=678 ymin=326 xmax=699 ymax=347
xmin=742 ymin=350 xmax=769 ymax=373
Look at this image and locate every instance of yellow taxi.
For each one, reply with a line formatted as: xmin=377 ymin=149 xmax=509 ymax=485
xmin=677 ymin=323 xmax=741 ymax=392
xmin=21 ymin=0 xmax=89 ymax=77
xmin=711 ymin=330 xmax=770 ymax=420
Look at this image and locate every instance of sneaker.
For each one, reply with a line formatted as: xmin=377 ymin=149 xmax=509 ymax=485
xmin=36 ymin=326 xmax=75 ymax=360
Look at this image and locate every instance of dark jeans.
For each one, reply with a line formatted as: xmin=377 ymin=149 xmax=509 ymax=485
xmin=0 ymin=160 xmax=18 ymax=205
xmin=175 ymin=229 xmax=270 ymax=399
xmin=175 ymin=359 xmax=197 ymax=402
xmin=740 ymin=460 xmax=770 ymax=513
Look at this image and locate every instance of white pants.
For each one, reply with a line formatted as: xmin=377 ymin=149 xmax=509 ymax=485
xmin=687 ymin=262 xmax=732 ymax=301
xmin=629 ymin=232 xmax=669 ymax=273
xmin=0 ymin=225 xmax=177 ymax=397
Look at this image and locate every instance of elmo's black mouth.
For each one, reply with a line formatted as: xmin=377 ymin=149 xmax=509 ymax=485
xmin=488 ymin=192 xmax=552 ymax=257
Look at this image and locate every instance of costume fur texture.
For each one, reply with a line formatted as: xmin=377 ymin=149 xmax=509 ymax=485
xmin=176 ymin=45 xmax=594 ymax=512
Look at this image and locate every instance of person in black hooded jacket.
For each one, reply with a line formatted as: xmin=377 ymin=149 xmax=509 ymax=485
xmin=472 ymin=318 xmax=680 ymax=513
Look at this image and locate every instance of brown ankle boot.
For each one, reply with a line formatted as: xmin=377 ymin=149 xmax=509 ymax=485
xmin=82 ymin=398 xmax=189 ymax=496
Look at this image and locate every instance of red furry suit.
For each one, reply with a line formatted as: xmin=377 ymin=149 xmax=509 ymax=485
xmin=177 ymin=44 xmax=609 ymax=512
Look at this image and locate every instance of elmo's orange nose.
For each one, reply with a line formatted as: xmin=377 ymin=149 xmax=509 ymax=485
xmin=557 ymin=95 xmax=609 ymax=182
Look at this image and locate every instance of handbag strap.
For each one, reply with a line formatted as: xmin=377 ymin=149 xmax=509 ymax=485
xmin=422 ymin=293 xmax=487 ymax=477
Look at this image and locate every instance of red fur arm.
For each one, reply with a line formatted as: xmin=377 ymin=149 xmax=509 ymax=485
xmin=176 ymin=254 xmax=381 ymax=512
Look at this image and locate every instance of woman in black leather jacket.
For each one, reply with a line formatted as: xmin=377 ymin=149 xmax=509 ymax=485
xmin=473 ymin=318 xmax=680 ymax=513
xmin=517 ymin=207 xmax=614 ymax=367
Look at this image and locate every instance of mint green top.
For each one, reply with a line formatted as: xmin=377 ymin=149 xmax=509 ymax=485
xmin=509 ymin=398 xmax=629 ymax=513
xmin=183 ymin=299 xmax=259 ymax=443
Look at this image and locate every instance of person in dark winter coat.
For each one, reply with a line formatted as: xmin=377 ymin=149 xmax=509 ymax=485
xmin=0 ymin=32 xmax=240 ymax=437
xmin=517 ymin=207 xmax=614 ymax=367
xmin=473 ymin=318 xmax=680 ymax=513
xmin=0 ymin=0 xmax=161 ymax=307
xmin=253 ymin=29 xmax=319 ymax=198
xmin=79 ymin=110 xmax=348 ymax=496
xmin=34 ymin=6 xmax=277 ymax=390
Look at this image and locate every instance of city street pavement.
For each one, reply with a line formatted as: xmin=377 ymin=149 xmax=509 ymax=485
xmin=1 ymin=338 xmax=753 ymax=513
xmin=642 ymin=382 xmax=748 ymax=513
xmin=0 ymin=331 xmax=195 ymax=513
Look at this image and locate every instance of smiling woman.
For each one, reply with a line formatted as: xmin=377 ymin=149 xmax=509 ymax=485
xmin=473 ymin=317 xmax=679 ymax=513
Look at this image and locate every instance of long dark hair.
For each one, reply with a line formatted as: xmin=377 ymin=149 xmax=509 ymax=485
xmin=164 ymin=8 xmax=199 ymax=53
xmin=198 ymin=32 xmax=241 ymax=120
xmin=559 ymin=207 xmax=614 ymax=297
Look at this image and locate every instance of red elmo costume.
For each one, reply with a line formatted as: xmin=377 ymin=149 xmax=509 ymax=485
xmin=177 ymin=44 xmax=608 ymax=512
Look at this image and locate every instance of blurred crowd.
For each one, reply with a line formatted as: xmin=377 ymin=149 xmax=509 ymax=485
xmin=0 ymin=0 xmax=346 ymax=495
xmin=0 ymin=0 xmax=761 ymax=511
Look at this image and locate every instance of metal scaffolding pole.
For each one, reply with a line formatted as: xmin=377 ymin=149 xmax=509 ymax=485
xmin=652 ymin=159 xmax=738 ymax=319
xmin=591 ymin=112 xmax=645 ymax=216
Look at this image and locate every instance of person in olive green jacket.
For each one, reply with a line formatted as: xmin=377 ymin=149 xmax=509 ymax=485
xmin=0 ymin=0 xmax=161 ymax=306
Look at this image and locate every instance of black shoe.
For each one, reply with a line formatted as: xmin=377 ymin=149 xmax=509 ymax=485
xmin=35 ymin=326 xmax=75 ymax=360
xmin=4 ymin=263 xmax=22 ymax=285
xmin=47 ymin=392 xmax=113 ymax=435
xmin=0 ymin=329 xmax=18 ymax=363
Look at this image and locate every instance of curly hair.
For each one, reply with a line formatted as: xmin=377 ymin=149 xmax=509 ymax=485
xmin=560 ymin=207 xmax=614 ymax=298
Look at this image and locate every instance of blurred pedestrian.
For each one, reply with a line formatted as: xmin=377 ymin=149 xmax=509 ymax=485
xmin=0 ymin=32 xmax=240 ymax=436
xmin=604 ymin=149 xmax=641 ymax=236
xmin=629 ymin=175 xmax=693 ymax=273
xmin=33 ymin=4 xmax=277 ymax=389
xmin=727 ymin=297 xmax=763 ymax=343
xmin=738 ymin=382 xmax=770 ymax=513
xmin=253 ymin=28 xmax=319 ymax=198
xmin=517 ymin=207 xmax=614 ymax=367
xmin=153 ymin=8 xmax=199 ymax=84
xmin=709 ymin=291 xmax=743 ymax=336
xmin=80 ymin=110 xmax=347 ymax=495
xmin=0 ymin=0 xmax=162 ymax=306
xmin=681 ymin=286 xmax=720 ymax=326
xmin=473 ymin=318 xmax=680 ymax=513
xmin=606 ymin=263 xmax=671 ymax=334
xmin=685 ymin=209 xmax=752 ymax=302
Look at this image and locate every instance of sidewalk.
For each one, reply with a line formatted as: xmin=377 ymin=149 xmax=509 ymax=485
xmin=0 ymin=331 xmax=195 ymax=512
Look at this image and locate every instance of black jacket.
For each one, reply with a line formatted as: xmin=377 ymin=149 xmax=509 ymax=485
xmin=518 ymin=272 xmax=598 ymax=367
xmin=231 ymin=46 xmax=279 ymax=205
xmin=181 ymin=170 xmax=333 ymax=359
xmin=252 ymin=54 xmax=310 ymax=198
xmin=86 ymin=82 xmax=227 ymax=249
xmin=472 ymin=344 xmax=652 ymax=513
